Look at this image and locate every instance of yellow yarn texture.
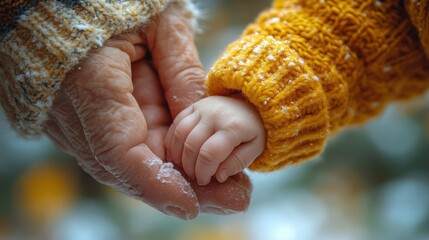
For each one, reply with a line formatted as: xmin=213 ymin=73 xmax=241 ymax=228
xmin=206 ymin=0 xmax=429 ymax=171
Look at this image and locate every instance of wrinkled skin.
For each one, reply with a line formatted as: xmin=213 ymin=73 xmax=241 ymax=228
xmin=43 ymin=5 xmax=252 ymax=220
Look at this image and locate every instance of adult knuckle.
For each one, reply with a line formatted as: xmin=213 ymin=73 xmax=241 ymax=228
xmin=84 ymin=102 xmax=142 ymax=165
xmin=91 ymin=129 xmax=123 ymax=165
xmin=66 ymin=52 xmax=132 ymax=101
xmin=169 ymin=65 xmax=205 ymax=87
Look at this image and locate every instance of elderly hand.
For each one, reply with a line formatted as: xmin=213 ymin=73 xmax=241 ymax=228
xmin=43 ymin=4 xmax=252 ymax=220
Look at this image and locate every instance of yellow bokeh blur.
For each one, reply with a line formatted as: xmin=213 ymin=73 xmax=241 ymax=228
xmin=14 ymin=164 xmax=78 ymax=226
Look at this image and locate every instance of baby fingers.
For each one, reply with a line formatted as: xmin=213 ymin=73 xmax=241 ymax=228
xmin=195 ymin=130 xmax=241 ymax=186
xmin=181 ymin=122 xmax=213 ymax=181
xmin=215 ymin=138 xmax=265 ymax=183
xmin=166 ymin=111 xmax=199 ymax=167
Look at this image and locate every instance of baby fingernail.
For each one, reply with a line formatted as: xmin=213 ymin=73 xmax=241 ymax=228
xmin=164 ymin=206 xmax=189 ymax=220
xmin=219 ymin=169 xmax=228 ymax=182
xmin=197 ymin=178 xmax=205 ymax=186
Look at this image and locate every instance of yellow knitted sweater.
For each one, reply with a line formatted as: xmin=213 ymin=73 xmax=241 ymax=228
xmin=206 ymin=0 xmax=429 ymax=171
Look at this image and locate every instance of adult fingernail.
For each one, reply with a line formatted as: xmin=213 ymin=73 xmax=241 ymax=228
xmin=223 ymin=208 xmax=242 ymax=214
xmin=164 ymin=206 xmax=189 ymax=220
xmin=203 ymin=206 xmax=243 ymax=215
xmin=202 ymin=206 xmax=226 ymax=215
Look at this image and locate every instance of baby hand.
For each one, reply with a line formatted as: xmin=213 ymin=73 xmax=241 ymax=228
xmin=165 ymin=95 xmax=266 ymax=185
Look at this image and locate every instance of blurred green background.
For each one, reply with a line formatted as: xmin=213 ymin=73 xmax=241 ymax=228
xmin=1 ymin=0 xmax=429 ymax=239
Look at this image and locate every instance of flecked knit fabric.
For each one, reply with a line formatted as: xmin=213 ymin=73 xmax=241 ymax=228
xmin=0 ymin=0 xmax=198 ymax=136
xmin=206 ymin=0 xmax=429 ymax=172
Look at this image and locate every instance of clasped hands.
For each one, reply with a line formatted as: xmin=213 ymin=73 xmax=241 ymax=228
xmin=43 ymin=5 xmax=252 ymax=220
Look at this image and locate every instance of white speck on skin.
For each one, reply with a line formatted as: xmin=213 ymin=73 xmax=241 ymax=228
xmin=383 ymin=66 xmax=392 ymax=72
xmin=298 ymin=58 xmax=305 ymax=65
xmin=239 ymin=60 xmax=246 ymax=66
xmin=156 ymin=162 xmax=174 ymax=180
xmin=313 ymin=75 xmax=320 ymax=81
xmin=267 ymin=54 xmax=275 ymax=61
xmin=320 ymin=0 xmax=325 ymax=3
xmin=375 ymin=1 xmax=382 ymax=7
xmin=288 ymin=61 xmax=296 ymax=67
xmin=147 ymin=158 xmax=163 ymax=167
xmin=153 ymin=160 xmax=194 ymax=198
xmin=172 ymin=96 xmax=179 ymax=103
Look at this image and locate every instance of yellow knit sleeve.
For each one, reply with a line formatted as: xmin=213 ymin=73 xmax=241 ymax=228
xmin=206 ymin=0 xmax=429 ymax=172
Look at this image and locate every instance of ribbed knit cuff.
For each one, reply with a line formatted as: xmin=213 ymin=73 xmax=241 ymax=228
xmin=0 ymin=0 xmax=198 ymax=136
xmin=207 ymin=0 xmax=429 ymax=172
xmin=206 ymin=34 xmax=330 ymax=172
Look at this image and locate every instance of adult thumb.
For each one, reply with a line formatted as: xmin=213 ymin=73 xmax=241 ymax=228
xmin=146 ymin=4 xmax=206 ymax=117
xmin=64 ymin=43 xmax=200 ymax=220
